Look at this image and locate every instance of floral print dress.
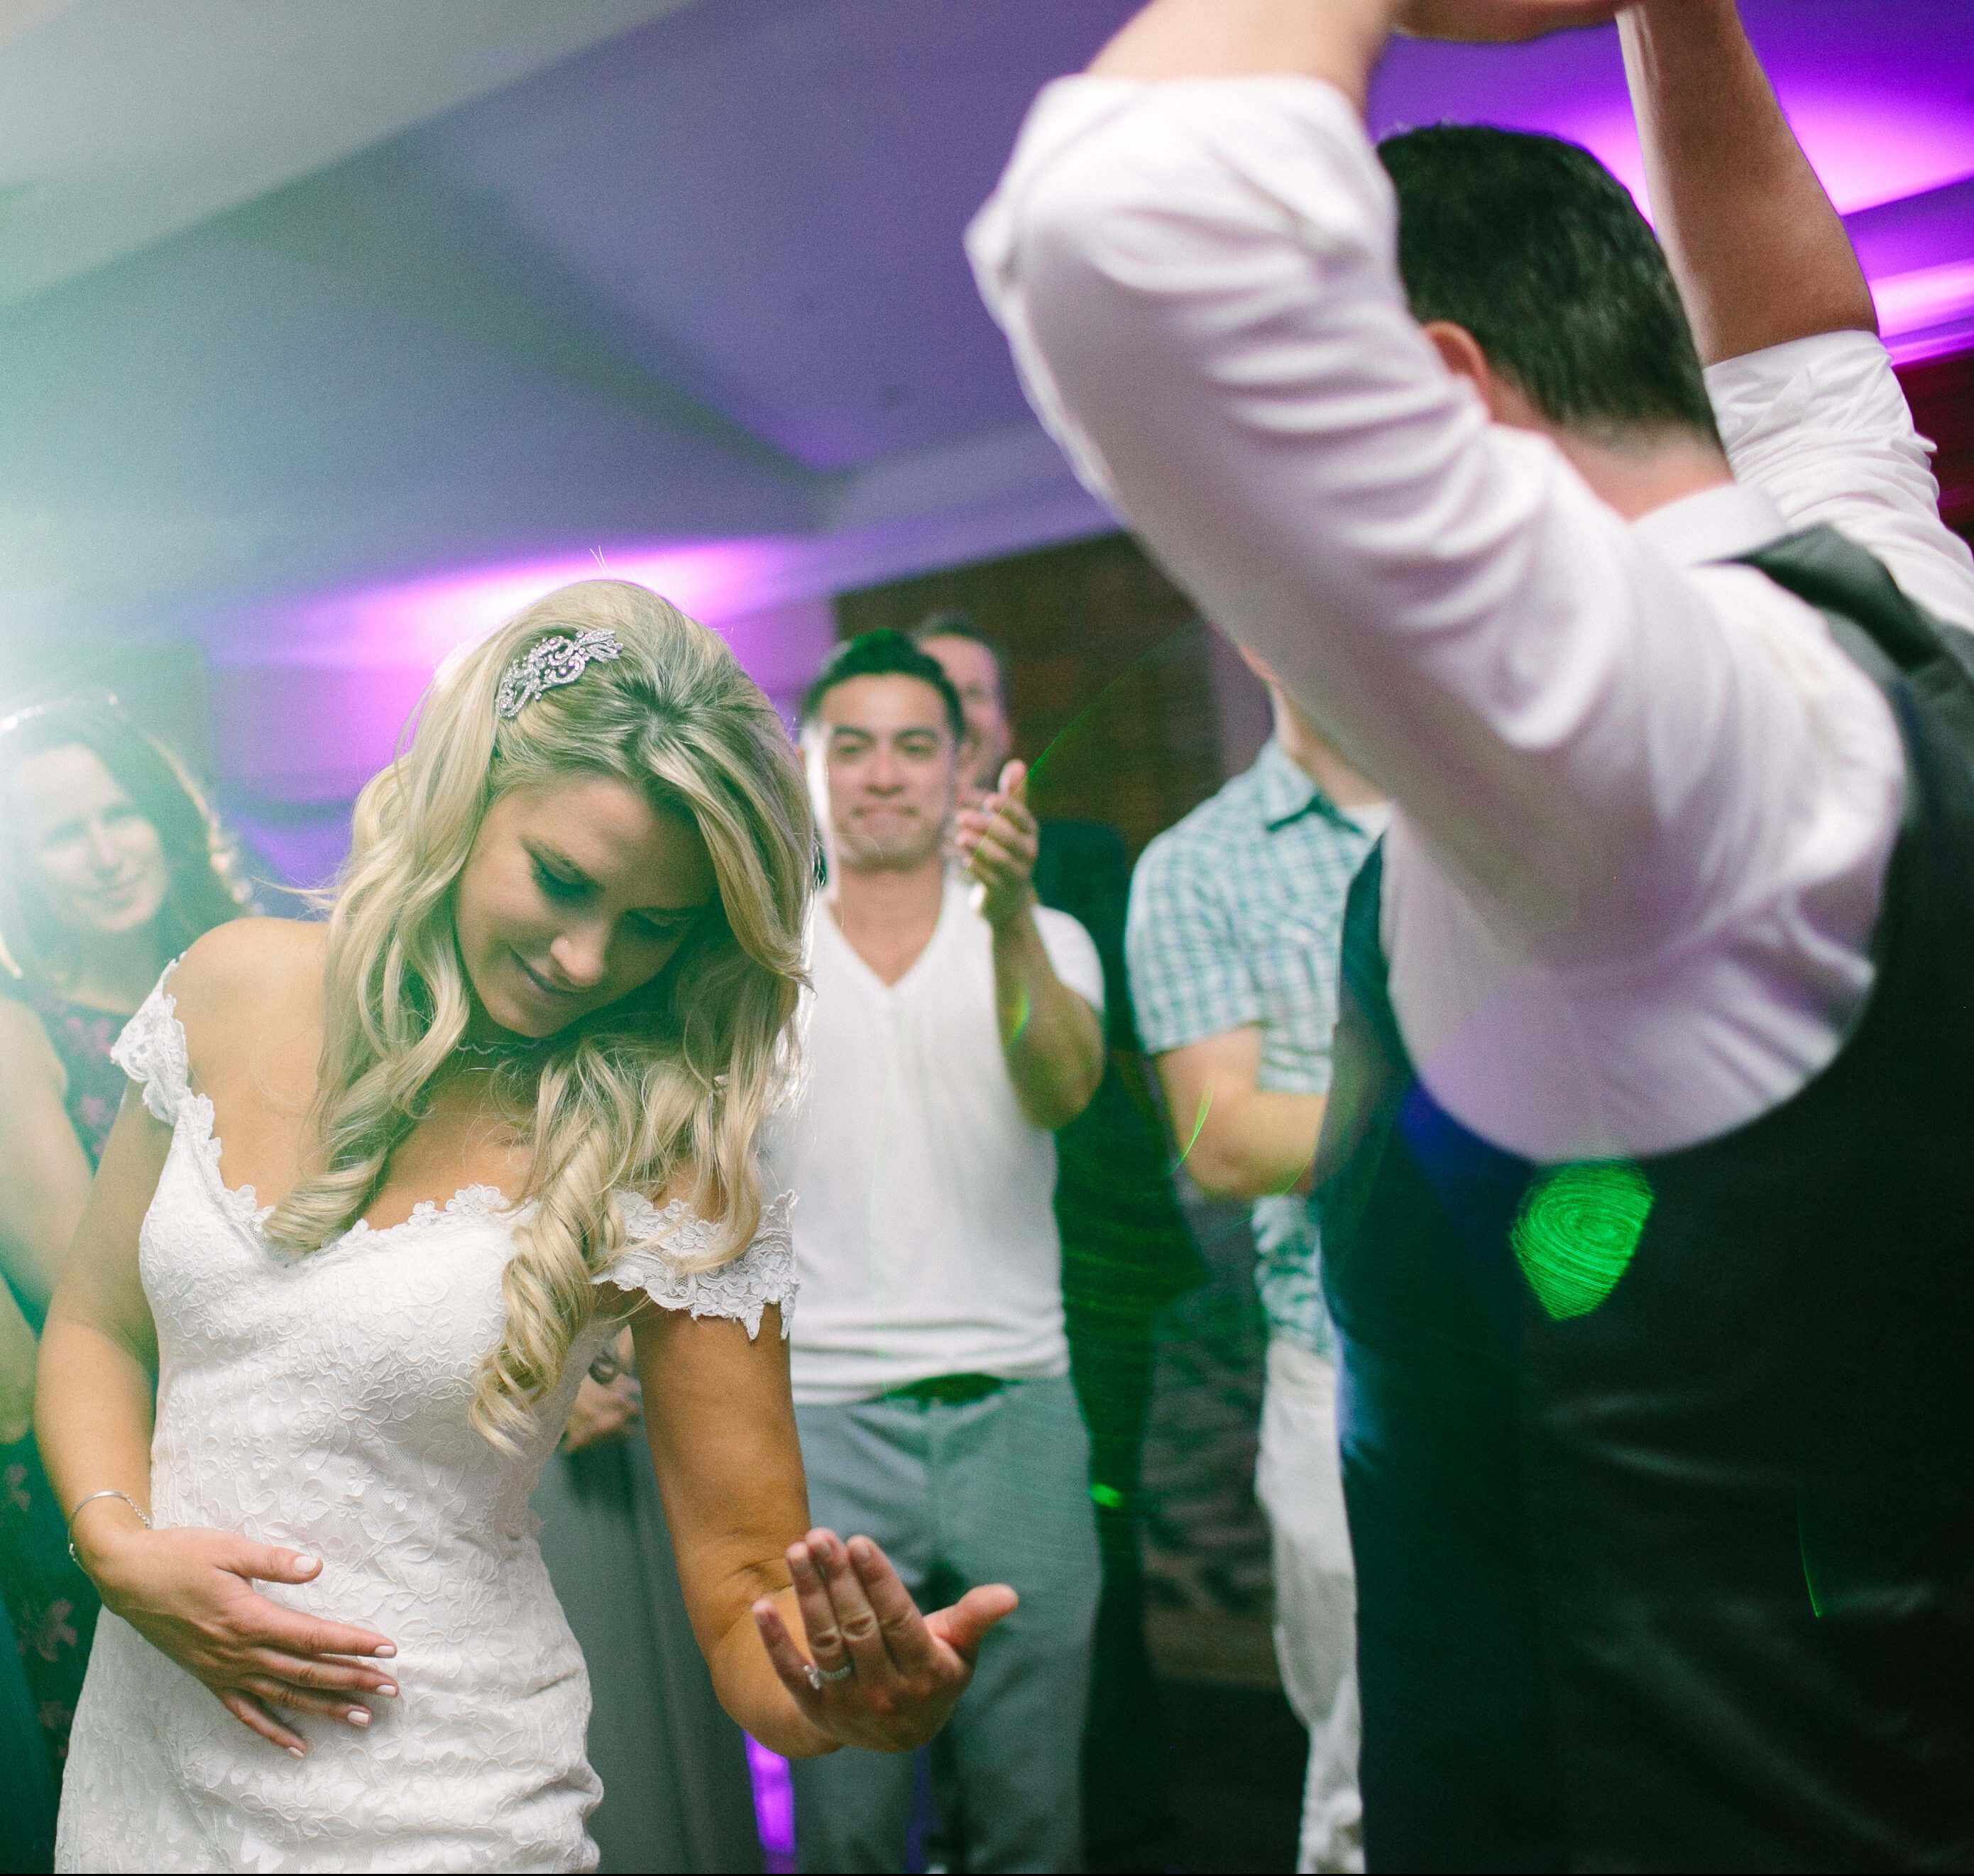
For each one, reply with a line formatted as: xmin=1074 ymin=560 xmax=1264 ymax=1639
xmin=1 ymin=980 xmax=119 ymax=1788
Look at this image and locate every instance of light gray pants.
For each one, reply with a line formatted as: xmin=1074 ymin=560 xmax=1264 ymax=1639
xmin=789 ymin=1375 xmax=1101 ymax=1875
xmin=1256 ymin=1338 xmax=1364 ymax=1874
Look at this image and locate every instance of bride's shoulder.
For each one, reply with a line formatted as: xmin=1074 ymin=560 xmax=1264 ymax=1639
xmin=170 ymin=920 xmax=327 ymax=1070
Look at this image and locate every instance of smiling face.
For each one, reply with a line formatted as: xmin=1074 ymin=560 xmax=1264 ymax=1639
xmin=452 ymin=772 xmax=718 ymax=1039
xmin=12 ymin=742 xmax=171 ymax=942
xmin=807 ymin=673 xmax=960 ymax=875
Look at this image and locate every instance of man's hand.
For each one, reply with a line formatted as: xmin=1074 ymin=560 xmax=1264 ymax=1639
xmin=561 ymin=1372 xmax=640 ymax=1454
xmin=1398 ymin=0 xmax=1623 ymax=40
xmin=956 ymin=760 xmax=1040 ymax=931
xmin=562 ymin=1332 xmax=640 ymax=1453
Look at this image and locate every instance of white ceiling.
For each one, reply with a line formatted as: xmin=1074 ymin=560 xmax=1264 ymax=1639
xmin=1 ymin=0 xmax=1970 ymax=684
xmin=0 ymin=0 xmax=698 ymax=307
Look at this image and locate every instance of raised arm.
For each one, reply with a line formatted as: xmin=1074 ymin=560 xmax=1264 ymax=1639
xmin=970 ymin=0 xmax=1789 ymax=947
xmin=1619 ymin=0 xmax=1875 ymax=366
xmin=1618 ymin=0 xmax=1974 ymax=631
xmin=1087 ymin=0 xmax=1402 ymax=101
xmin=1085 ymin=0 xmax=1618 ymax=89
xmin=958 ymin=762 xmax=1103 ymax=1130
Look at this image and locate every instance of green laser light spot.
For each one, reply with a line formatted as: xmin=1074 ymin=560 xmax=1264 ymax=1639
xmin=1510 ymin=1161 xmax=1653 ymax=1320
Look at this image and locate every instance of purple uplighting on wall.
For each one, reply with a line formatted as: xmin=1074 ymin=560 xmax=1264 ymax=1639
xmin=1373 ymin=13 xmax=1974 ymax=358
xmin=289 ymin=541 xmax=794 ymax=670
xmin=1552 ymin=92 xmax=1974 ymax=349
xmin=1569 ymin=87 xmax=1974 ymax=221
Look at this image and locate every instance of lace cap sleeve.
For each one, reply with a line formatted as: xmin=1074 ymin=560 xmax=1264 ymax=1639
xmin=593 ymin=1190 xmax=797 ymax=1340
xmin=109 ymin=961 xmax=191 ymax=1125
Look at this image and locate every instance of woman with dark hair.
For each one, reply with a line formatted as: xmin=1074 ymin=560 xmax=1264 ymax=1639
xmin=0 ymin=694 xmax=250 ymax=1866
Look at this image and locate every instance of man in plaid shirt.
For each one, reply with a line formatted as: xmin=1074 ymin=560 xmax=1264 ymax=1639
xmin=1126 ymin=653 xmax=1386 ymax=1874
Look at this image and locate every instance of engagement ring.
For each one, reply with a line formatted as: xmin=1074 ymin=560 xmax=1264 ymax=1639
xmin=804 ymin=1659 xmax=855 ymax=1690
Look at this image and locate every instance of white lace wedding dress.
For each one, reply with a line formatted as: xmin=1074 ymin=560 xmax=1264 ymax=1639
xmin=57 ymin=971 xmax=796 ymax=1873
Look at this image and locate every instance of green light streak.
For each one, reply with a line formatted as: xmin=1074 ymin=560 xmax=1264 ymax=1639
xmin=1007 ymin=981 xmax=1033 ymax=1045
xmin=1174 ymin=1090 xmax=1213 ymax=1170
xmin=1802 ymin=1541 xmax=1826 ymax=1619
xmin=1024 ymin=627 xmax=1200 ymax=802
xmin=1510 ymin=1161 xmax=1653 ymax=1320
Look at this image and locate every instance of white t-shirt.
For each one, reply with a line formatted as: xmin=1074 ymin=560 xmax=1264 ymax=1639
xmin=766 ymin=874 xmax=1105 ymax=1406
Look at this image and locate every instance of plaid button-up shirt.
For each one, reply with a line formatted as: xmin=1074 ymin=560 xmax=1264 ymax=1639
xmin=1126 ymin=738 xmax=1382 ymax=1357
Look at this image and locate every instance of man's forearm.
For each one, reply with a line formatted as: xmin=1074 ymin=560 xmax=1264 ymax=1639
xmin=992 ymin=911 xmax=1104 ymax=1131
xmin=1089 ymin=0 xmax=1400 ymax=109
xmin=1186 ymin=1086 xmax=1327 ymax=1201
xmin=1620 ymin=0 xmax=1875 ymax=365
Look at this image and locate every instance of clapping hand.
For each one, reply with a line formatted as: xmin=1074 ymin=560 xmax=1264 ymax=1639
xmin=561 ymin=1372 xmax=640 ymax=1452
xmin=955 ymin=759 xmax=1039 ymax=931
xmin=1398 ymin=0 xmax=1625 ymax=40
xmin=752 ymin=1528 xmax=1017 ymax=1752
xmin=562 ymin=1332 xmax=641 ymax=1453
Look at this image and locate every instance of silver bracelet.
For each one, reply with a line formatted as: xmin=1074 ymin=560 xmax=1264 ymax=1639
xmin=66 ymin=1488 xmax=151 ymax=1567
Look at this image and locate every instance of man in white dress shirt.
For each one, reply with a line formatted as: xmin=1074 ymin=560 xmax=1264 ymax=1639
xmin=769 ymin=630 xmax=1106 ymax=1872
xmin=972 ymin=0 xmax=1974 ymax=1866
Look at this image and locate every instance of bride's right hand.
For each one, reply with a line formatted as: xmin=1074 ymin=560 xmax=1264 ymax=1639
xmin=84 ymin=1524 xmax=400 ymax=1755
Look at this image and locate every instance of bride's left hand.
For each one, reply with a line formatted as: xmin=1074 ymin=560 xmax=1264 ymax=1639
xmin=751 ymin=1527 xmax=1017 ymax=1752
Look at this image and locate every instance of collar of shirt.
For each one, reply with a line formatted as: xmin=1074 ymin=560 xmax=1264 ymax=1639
xmin=1255 ymin=735 xmax=1370 ymax=835
xmin=1633 ymin=479 xmax=1789 ymax=570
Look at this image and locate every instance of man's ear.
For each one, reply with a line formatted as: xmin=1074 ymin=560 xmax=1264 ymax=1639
xmin=1422 ymin=319 xmax=1494 ymax=395
xmin=1420 ymin=320 xmax=1545 ymax=433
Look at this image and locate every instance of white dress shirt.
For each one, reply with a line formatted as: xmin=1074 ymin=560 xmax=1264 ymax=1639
xmin=764 ymin=877 xmax=1104 ymax=1405
xmin=970 ymin=75 xmax=1974 ymax=1164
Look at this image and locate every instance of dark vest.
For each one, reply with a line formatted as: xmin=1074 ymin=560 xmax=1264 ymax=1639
xmin=1313 ymin=528 xmax=1974 ymax=1872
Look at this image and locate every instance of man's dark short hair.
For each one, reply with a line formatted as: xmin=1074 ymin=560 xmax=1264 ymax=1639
xmin=800 ymin=630 xmax=967 ymax=745
xmin=910 ymin=610 xmax=1010 ymax=710
xmin=1377 ymin=124 xmax=1722 ymax=446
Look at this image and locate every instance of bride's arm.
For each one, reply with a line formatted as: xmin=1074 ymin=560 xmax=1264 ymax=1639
xmin=38 ymin=1033 xmax=397 ymax=1755
xmin=634 ymin=1303 xmax=1015 ymax=1759
xmin=35 ymin=1085 xmax=169 ymax=1551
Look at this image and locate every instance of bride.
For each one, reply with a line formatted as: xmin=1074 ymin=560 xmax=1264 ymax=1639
xmin=34 ymin=581 xmax=1016 ymax=1872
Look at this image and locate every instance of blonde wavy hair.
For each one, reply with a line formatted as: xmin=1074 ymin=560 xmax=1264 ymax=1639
xmin=264 ymin=581 xmax=814 ymax=1451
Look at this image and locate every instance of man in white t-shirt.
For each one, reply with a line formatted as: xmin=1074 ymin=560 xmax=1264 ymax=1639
xmin=767 ymin=629 xmax=1106 ymax=1875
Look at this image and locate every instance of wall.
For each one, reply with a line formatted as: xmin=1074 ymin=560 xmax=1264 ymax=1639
xmin=834 ymin=532 xmax=1237 ymax=855
xmin=833 ymin=347 xmax=1974 ymax=868
xmin=1899 ymin=350 xmax=1974 ymax=542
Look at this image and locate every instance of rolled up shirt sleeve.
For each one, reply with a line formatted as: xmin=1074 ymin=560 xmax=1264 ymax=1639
xmin=1708 ymin=331 xmax=1974 ymax=633
xmin=1126 ymin=830 xmax=1260 ymax=1058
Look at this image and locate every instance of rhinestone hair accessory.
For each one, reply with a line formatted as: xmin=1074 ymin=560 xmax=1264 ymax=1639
xmin=494 ymin=629 xmax=624 ymax=720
